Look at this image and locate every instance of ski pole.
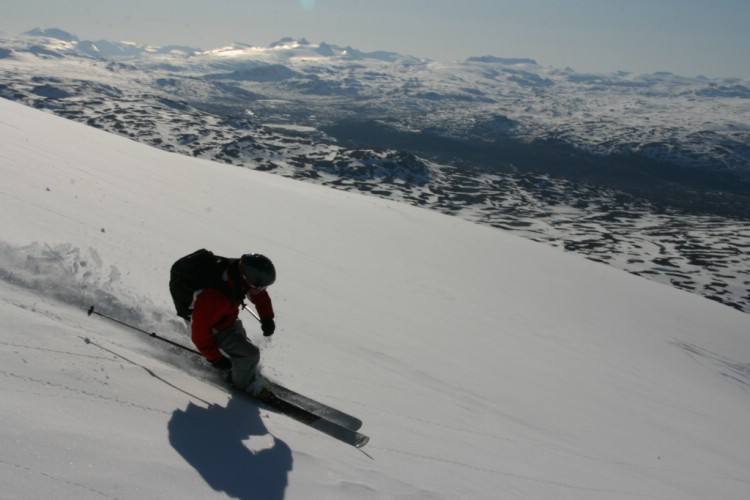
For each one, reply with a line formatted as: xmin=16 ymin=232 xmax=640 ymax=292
xmin=85 ymin=305 xmax=201 ymax=355
xmin=241 ymin=302 xmax=261 ymax=322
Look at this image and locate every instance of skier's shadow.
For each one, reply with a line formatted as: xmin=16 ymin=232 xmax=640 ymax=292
xmin=168 ymin=395 xmax=293 ymax=500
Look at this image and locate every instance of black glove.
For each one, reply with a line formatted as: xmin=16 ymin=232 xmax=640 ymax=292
xmin=210 ymin=355 xmax=232 ymax=371
xmin=261 ymin=318 xmax=276 ymax=337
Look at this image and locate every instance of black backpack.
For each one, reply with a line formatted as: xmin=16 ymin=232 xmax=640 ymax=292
xmin=169 ymin=249 xmax=240 ymax=321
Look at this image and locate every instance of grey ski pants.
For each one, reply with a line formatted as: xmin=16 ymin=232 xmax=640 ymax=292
xmin=213 ymin=320 xmax=260 ymax=390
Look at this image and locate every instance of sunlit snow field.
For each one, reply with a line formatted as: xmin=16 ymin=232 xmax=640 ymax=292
xmin=2 ymin=98 xmax=750 ymax=499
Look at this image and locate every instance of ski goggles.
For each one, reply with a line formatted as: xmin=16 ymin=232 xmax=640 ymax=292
xmin=241 ymin=274 xmax=267 ymax=292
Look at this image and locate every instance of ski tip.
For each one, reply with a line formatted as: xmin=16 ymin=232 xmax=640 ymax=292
xmin=356 ymin=435 xmax=370 ymax=448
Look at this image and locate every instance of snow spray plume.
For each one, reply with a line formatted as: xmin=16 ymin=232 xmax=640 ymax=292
xmin=86 ymin=305 xmax=201 ymax=355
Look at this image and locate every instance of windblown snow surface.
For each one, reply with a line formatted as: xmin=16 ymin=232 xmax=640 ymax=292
xmin=1 ymin=98 xmax=749 ymax=499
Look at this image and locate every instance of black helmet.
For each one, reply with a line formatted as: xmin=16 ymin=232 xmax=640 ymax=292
xmin=239 ymin=253 xmax=276 ymax=289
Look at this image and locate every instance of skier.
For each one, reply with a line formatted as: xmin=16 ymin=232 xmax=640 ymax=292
xmin=170 ymin=250 xmax=277 ymax=392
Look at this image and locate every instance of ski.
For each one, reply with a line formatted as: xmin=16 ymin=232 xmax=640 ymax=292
xmin=239 ymin=388 xmax=370 ymax=448
xmin=265 ymin=380 xmax=363 ymax=431
xmin=83 ymin=306 xmax=368 ymax=446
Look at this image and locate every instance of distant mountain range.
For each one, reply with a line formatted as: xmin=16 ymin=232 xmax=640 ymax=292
xmin=1 ymin=28 xmax=749 ymax=313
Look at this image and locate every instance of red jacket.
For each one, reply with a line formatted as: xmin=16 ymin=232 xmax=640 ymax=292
xmin=191 ymin=280 xmax=274 ymax=362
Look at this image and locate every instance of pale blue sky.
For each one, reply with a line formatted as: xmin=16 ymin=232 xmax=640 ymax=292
xmin=2 ymin=0 xmax=748 ymax=78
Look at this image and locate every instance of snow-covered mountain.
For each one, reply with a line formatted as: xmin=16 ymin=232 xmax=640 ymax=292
xmin=3 ymin=89 xmax=750 ymax=500
xmin=5 ymin=28 xmax=749 ymax=178
xmin=1 ymin=28 xmax=749 ymax=314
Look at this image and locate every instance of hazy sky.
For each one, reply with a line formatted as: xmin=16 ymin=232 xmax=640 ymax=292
xmin=2 ymin=0 xmax=748 ymax=78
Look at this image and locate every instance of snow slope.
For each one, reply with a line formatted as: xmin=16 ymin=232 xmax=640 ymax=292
xmin=1 ymin=97 xmax=750 ymax=499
